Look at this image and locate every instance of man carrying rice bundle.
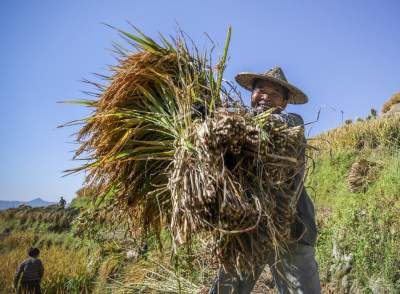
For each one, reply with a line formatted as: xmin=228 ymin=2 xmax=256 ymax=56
xmin=66 ymin=26 xmax=320 ymax=293
xmin=209 ymin=66 xmax=321 ymax=294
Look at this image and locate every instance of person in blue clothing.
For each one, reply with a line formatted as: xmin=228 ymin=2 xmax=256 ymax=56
xmin=208 ymin=66 xmax=321 ymax=294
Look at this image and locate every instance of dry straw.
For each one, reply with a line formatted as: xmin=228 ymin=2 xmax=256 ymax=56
xmin=310 ymin=115 xmax=400 ymax=156
xmin=381 ymin=92 xmax=400 ymax=114
xmin=347 ymin=158 xmax=380 ymax=192
xmin=65 ymin=25 xmax=308 ymax=272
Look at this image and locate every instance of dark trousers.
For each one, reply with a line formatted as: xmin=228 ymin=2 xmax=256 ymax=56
xmin=209 ymin=243 xmax=321 ymax=294
xmin=18 ymin=280 xmax=41 ymax=294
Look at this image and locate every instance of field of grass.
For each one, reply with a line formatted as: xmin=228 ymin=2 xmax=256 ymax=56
xmin=308 ymin=116 xmax=400 ymax=293
xmin=0 ymin=232 xmax=95 ymax=293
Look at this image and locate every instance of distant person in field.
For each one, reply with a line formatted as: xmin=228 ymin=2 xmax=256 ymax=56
xmin=209 ymin=67 xmax=321 ymax=294
xmin=14 ymin=247 xmax=44 ymax=294
xmin=59 ymin=196 xmax=66 ymax=208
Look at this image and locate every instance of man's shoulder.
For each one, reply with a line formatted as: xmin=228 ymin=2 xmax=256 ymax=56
xmin=23 ymin=257 xmax=42 ymax=264
xmin=273 ymin=113 xmax=304 ymax=127
xmin=31 ymin=258 xmax=43 ymax=264
xmin=18 ymin=258 xmax=31 ymax=267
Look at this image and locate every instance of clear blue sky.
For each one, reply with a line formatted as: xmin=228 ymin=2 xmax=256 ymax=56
xmin=1 ymin=0 xmax=399 ymax=203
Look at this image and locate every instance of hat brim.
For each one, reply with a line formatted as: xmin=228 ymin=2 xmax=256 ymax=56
xmin=235 ymin=72 xmax=308 ymax=104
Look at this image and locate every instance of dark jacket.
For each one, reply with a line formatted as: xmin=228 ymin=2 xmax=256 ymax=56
xmin=271 ymin=112 xmax=317 ymax=246
xmin=14 ymin=257 xmax=44 ymax=287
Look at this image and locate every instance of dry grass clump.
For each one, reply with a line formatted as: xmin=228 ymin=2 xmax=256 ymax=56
xmin=311 ymin=115 xmax=400 ymax=156
xmin=99 ymin=255 xmax=125 ymax=280
xmin=381 ymin=92 xmax=400 ymax=114
xmin=346 ymin=158 xmax=380 ymax=192
xmin=66 ymin=26 xmax=307 ymax=273
xmin=76 ymin=186 xmax=98 ymax=198
xmin=113 ymin=252 xmax=208 ymax=294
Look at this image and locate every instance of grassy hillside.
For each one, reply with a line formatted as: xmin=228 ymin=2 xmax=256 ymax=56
xmin=309 ymin=115 xmax=400 ymax=293
xmin=0 ymin=202 xmax=96 ymax=293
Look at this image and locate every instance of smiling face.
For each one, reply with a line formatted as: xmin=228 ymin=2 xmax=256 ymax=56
xmin=251 ymin=79 xmax=288 ymax=113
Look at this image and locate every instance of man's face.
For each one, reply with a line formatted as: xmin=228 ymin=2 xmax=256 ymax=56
xmin=251 ymin=80 xmax=288 ymax=113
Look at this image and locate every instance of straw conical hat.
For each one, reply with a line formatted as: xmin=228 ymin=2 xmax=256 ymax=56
xmin=235 ymin=66 xmax=308 ymax=104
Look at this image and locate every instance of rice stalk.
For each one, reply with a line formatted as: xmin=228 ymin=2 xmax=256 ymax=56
xmin=109 ymin=257 xmax=203 ymax=294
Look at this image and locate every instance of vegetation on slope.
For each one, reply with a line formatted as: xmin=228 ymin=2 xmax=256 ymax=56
xmin=310 ymin=115 xmax=400 ymax=156
xmin=0 ymin=231 xmax=95 ymax=293
xmin=0 ymin=204 xmax=81 ymax=233
xmin=309 ymin=115 xmax=400 ymax=293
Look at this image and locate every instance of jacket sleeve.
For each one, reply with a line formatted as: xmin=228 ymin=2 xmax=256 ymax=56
xmin=14 ymin=261 xmax=25 ymax=286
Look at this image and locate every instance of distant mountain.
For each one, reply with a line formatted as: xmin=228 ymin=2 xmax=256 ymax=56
xmin=0 ymin=198 xmax=57 ymax=210
xmin=0 ymin=201 xmax=21 ymax=210
xmin=26 ymin=198 xmax=57 ymax=207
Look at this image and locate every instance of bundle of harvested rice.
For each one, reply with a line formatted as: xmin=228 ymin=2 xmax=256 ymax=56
xmin=66 ymin=25 xmax=228 ymax=240
xmin=170 ymin=109 xmax=305 ymax=272
xmin=66 ymin=25 xmax=307 ymax=272
xmin=347 ymin=158 xmax=379 ymax=192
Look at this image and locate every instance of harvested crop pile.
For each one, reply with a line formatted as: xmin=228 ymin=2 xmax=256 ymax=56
xmin=347 ymin=158 xmax=379 ymax=192
xmin=66 ymin=26 xmax=307 ymax=273
xmin=170 ymin=111 xmax=306 ymax=271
